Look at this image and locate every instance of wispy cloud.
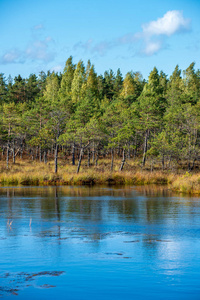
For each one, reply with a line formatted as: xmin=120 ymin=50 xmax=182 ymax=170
xmin=26 ymin=37 xmax=55 ymax=62
xmin=1 ymin=49 xmax=24 ymax=64
xmin=73 ymin=39 xmax=93 ymax=52
xmin=33 ymin=24 xmax=44 ymax=31
xmin=73 ymin=10 xmax=191 ymax=56
xmin=0 ymin=25 xmax=56 ymax=65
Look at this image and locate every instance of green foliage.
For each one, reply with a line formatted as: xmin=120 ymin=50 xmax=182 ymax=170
xmin=1 ymin=59 xmax=200 ymax=174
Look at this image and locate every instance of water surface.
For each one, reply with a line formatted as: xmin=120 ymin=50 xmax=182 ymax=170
xmin=0 ymin=186 xmax=200 ymax=299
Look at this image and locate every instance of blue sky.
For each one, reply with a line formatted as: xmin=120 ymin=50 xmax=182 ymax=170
xmin=0 ymin=0 xmax=200 ymax=80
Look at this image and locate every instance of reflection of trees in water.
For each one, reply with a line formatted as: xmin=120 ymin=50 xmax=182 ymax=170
xmin=0 ymin=186 xmax=200 ymax=242
xmin=135 ymin=185 xmax=173 ymax=197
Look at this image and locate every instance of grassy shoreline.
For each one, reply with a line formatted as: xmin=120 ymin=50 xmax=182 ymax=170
xmin=0 ymin=159 xmax=200 ymax=194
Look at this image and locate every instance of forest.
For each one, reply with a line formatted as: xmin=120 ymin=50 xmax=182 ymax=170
xmin=0 ymin=57 xmax=200 ymax=190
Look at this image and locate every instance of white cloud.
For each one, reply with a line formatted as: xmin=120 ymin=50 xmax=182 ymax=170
xmin=143 ymin=40 xmax=162 ymax=56
xmin=138 ymin=10 xmax=191 ymax=55
xmin=142 ymin=10 xmax=190 ymax=37
xmin=73 ymin=10 xmax=191 ymax=57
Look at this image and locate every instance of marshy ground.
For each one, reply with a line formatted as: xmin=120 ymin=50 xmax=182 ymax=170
xmin=0 ymin=157 xmax=200 ymax=194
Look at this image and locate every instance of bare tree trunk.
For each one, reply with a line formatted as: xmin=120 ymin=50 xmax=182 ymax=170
xmin=111 ymin=148 xmax=114 ymax=171
xmin=119 ymin=148 xmax=125 ymax=171
xmin=191 ymin=158 xmax=196 ymax=171
xmin=54 ymin=143 xmax=58 ymax=173
xmin=72 ymin=142 xmax=75 ymax=165
xmin=167 ymin=155 xmax=171 ymax=169
xmin=93 ymin=141 xmax=95 ymax=163
xmin=87 ymin=148 xmax=90 ymax=167
xmin=117 ymin=145 xmax=120 ymax=158
xmin=20 ymin=142 xmax=23 ymax=159
xmin=95 ymin=150 xmax=99 ymax=166
xmin=188 ymin=158 xmax=196 ymax=172
xmin=151 ymin=160 xmax=154 ymax=173
xmin=13 ymin=147 xmax=15 ymax=164
xmin=133 ymin=148 xmax=136 ymax=159
xmin=2 ymin=147 xmax=5 ymax=160
xmin=44 ymin=149 xmax=47 ymax=164
xmin=39 ymin=146 xmax=42 ymax=162
xmin=142 ymin=129 xmax=149 ymax=167
xmin=162 ymin=154 xmax=165 ymax=171
xmin=35 ymin=146 xmax=38 ymax=160
xmin=128 ymin=142 xmax=131 ymax=160
xmin=31 ymin=149 xmax=34 ymax=161
xmin=77 ymin=147 xmax=84 ymax=174
xmin=6 ymin=144 xmax=9 ymax=169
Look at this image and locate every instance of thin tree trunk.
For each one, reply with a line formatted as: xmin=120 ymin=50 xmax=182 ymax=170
xmin=54 ymin=143 xmax=58 ymax=173
xmin=162 ymin=154 xmax=165 ymax=171
xmin=119 ymin=148 xmax=125 ymax=171
xmin=151 ymin=160 xmax=154 ymax=173
xmin=2 ymin=148 xmax=5 ymax=160
xmin=44 ymin=149 xmax=47 ymax=164
xmin=191 ymin=158 xmax=196 ymax=171
xmin=6 ymin=144 xmax=9 ymax=169
xmin=128 ymin=142 xmax=131 ymax=160
xmin=39 ymin=146 xmax=42 ymax=162
xmin=20 ymin=142 xmax=23 ymax=159
xmin=13 ymin=146 xmax=15 ymax=164
xmin=117 ymin=145 xmax=120 ymax=157
xmin=188 ymin=158 xmax=196 ymax=172
xmin=36 ymin=146 xmax=38 ymax=160
xmin=93 ymin=141 xmax=95 ymax=163
xmin=95 ymin=150 xmax=99 ymax=166
xmin=87 ymin=148 xmax=90 ymax=167
xmin=133 ymin=148 xmax=136 ymax=159
xmin=111 ymin=148 xmax=114 ymax=171
xmin=142 ymin=129 xmax=149 ymax=167
xmin=72 ymin=142 xmax=75 ymax=165
xmin=77 ymin=147 xmax=84 ymax=174
xmin=167 ymin=155 xmax=171 ymax=169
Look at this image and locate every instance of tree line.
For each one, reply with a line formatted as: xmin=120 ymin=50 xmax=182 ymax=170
xmin=0 ymin=57 xmax=200 ymax=173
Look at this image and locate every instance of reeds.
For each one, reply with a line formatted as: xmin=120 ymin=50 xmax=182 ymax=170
xmin=0 ymin=158 xmax=200 ymax=194
xmin=171 ymin=172 xmax=200 ymax=194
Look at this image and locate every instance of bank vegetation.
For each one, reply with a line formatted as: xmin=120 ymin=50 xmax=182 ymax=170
xmin=1 ymin=57 xmax=200 ymax=194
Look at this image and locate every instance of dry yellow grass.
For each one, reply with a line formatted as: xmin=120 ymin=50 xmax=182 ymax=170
xmin=172 ymin=172 xmax=200 ymax=194
xmin=0 ymin=158 xmax=199 ymax=194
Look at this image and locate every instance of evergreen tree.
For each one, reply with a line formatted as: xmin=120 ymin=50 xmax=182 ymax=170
xmin=71 ymin=60 xmax=86 ymax=105
xmin=0 ymin=73 xmax=7 ymax=104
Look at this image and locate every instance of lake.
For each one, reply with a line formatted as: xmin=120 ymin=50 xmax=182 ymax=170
xmin=0 ymin=186 xmax=200 ymax=299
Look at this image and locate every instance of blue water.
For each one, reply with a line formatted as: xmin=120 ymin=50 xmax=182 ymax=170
xmin=0 ymin=186 xmax=200 ymax=299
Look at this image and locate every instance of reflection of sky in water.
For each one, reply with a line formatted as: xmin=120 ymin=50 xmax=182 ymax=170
xmin=0 ymin=186 xmax=200 ymax=299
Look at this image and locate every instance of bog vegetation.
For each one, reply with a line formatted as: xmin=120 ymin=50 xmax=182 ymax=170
xmin=0 ymin=57 xmax=200 ymax=192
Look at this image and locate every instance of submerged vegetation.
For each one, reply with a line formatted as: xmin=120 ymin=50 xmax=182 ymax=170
xmin=1 ymin=57 xmax=200 ymax=193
